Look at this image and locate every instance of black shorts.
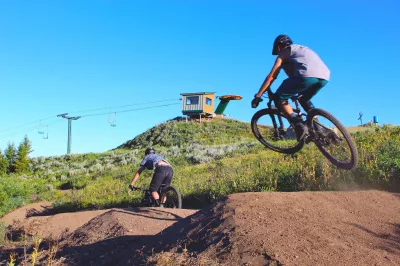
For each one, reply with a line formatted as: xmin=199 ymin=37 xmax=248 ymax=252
xmin=149 ymin=165 xmax=174 ymax=192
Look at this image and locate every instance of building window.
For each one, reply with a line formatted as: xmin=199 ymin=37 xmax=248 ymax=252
xmin=186 ymin=96 xmax=199 ymax=105
xmin=206 ymin=97 xmax=212 ymax=106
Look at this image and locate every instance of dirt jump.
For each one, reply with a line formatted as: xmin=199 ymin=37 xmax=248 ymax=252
xmin=1 ymin=190 xmax=399 ymax=265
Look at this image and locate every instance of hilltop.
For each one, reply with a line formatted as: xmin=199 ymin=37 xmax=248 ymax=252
xmin=116 ymin=118 xmax=256 ymax=149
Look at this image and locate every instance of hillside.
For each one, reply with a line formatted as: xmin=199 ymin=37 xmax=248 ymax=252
xmin=1 ymin=119 xmax=399 ymax=219
xmin=116 ymin=118 xmax=256 ymax=149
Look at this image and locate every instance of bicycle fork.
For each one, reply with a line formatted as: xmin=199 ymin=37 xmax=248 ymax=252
xmin=268 ymin=112 xmax=285 ymax=139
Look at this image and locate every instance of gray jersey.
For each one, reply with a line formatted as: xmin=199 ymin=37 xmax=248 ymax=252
xmin=140 ymin=154 xmax=169 ymax=170
xmin=279 ymin=44 xmax=330 ymax=81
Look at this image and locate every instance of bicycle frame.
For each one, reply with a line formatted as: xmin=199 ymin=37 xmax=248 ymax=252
xmin=264 ymin=92 xmax=305 ymax=139
xmin=266 ymin=92 xmax=339 ymax=143
xmin=132 ymin=185 xmax=166 ymax=207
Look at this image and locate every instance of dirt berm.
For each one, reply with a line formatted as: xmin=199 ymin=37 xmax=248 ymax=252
xmin=2 ymin=190 xmax=399 ymax=265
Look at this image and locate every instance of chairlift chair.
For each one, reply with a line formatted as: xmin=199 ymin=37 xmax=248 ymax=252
xmin=108 ymin=110 xmax=117 ymax=127
xmin=38 ymin=121 xmax=44 ymax=134
xmin=43 ymin=125 xmax=49 ymax=139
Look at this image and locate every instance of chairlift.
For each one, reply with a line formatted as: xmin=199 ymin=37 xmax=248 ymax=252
xmin=108 ymin=110 xmax=117 ymax=127
xmin=43 ymin=125 xmax=49 ymax=139
xmin=38 ymin=121 xmax=44 ymax=134
xmin=108 ymin=109 xmax=115 ymax=123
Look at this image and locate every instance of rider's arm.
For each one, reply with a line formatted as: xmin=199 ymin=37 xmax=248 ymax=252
xmin=129 ymin=166 xmax=145 ymax=186
xmin=255 ymin=56 xmax=283 ymax=97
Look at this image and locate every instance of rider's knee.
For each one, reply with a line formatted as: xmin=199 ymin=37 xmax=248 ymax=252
xmin=151 ymin=191 xmax=160 ymax=200
xmin=276 ymin=98 xmax=289 ymax=111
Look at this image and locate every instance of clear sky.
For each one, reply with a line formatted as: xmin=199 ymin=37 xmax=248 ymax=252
xmin=0 ymin=0 xmax=399 ymax=157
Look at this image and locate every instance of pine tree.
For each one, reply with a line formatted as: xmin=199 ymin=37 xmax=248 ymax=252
xmin=4 ymin=142 xmax=16 ymax=173
xmin=0 ymin=149 xmax=8 ymax=174
xmin=13 ymin=135 xmax=33 ymax=174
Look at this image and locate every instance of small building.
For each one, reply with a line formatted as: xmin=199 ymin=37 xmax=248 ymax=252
xmin=180 ymin=92 xmax=215 ymax=118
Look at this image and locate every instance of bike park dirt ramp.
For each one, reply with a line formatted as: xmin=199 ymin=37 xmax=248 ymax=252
xmin=114 ymin=190 xmax=399 ymax=266
xmin=0 ymin=207 xmax=198 ymax=265
xmin=1 ymin=190 xmax=399 ymax=265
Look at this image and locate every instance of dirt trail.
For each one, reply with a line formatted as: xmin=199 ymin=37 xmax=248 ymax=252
xmin=1 ymin=202 xmax=53 ymax=226
xmin=0 ymin=202 xmax=108 ymax=239
xmin=1 ymin=190 xmax=399 ymax=266
xmin=176 ymin=190 xmax=400 ymax=266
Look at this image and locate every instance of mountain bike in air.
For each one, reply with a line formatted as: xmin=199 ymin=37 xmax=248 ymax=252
xmin=251 ymin=90 xmax=358 ymax=170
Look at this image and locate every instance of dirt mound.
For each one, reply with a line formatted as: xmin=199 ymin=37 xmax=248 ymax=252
xmin=1 ymin=191 xmax=399 ymax=266
xmin=56 ymin=207 xmax=197 ymax=265
xmin=158 ymin=190 xmax=400 ymax=266
xmin=68 ymin=190 xmax=399 ymax=266
xmin=61 ymin=207 xmax=197 ymax=246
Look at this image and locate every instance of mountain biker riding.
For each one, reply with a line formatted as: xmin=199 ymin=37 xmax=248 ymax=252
xmin=251 ymin=34 xmax=330 ymax=141
xmin=129 ymin=147 xmax=174 ymax=206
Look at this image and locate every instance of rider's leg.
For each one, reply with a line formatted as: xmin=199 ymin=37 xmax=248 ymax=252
xmin=275 ymin=78 xmax=308 ymax=141
xmin=298 ymin=78 xmax=328 ymax=112
xmin=275 ymin=78 xmax=298 ymax=116
xmin=149 ymin=168 xmax=166 ymax=205
xmin=298 ymin=79 xmax=328 ymax=134
xmin=159 ymin=167 xmax=174 ymax=205
xmin=149 ymin=166 xmax=174 ymax=206
xmin=276 ymin=99 xmax=307 ymax=141
xmin=277 ymin=99 xmax=294 ymax=117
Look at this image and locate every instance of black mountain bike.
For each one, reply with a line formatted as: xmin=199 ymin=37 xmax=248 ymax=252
xmin=130 ymin=184 xmax=182 ymax=209
xmin=251 ymin=91 xmax=358 ymax=170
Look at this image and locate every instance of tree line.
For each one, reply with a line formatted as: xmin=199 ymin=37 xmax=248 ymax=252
xmin=0 ymin=135 xmax=32 ymax=174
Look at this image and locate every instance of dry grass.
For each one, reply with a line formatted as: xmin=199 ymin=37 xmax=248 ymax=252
xmin=147 ymin=249 xmax=221 ymax=266
xmin=346 ymin=126 xmax=376 ymax=133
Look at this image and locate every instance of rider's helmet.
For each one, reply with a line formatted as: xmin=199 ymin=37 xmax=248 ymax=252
xmin=144 ymin=147 xmax=155 ymax=156
xmin=272 ymin=34 xmax=293 ymax=55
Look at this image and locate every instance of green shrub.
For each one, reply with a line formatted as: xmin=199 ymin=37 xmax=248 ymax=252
xmin=1 ymin=120 xmax=400 ymax=216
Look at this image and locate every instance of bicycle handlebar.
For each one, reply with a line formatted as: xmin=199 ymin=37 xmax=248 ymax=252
xmin=129 ymin=185 xmax=142 ymax=191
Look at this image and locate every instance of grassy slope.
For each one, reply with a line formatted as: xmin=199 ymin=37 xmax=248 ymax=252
xmin=117 ymin=118 xmax=256 ymax=149
xmin=1 ymin=119 xmax=399 ymax=217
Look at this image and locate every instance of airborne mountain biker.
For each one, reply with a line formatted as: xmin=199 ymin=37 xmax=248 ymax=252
xmin=129 ymin=147 xmax=174 ymax=206
xmin=252 ymin=34 xmax=330 ymax=141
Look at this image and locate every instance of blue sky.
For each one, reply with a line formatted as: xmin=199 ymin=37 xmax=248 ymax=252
xmin=0 ymin=0 xmax=399 ymax=157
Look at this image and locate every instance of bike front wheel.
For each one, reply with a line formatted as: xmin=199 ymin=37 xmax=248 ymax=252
xmin=251 ymin=107 xmax=304 ymax=154
xmin=160 ymin=186 xmax=182 ymax=209
xmin=307 ymin=108 xmax=358 ymax=170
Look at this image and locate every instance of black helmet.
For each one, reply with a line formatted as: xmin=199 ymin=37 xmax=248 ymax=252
xmin=145 ymin=147 xmax=155 ymax=156
xmin=272 ymin=34 xmax=293 ymax=55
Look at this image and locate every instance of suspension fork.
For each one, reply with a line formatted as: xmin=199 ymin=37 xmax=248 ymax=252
xmin=267 ymin=101 xmax=285 ymax=138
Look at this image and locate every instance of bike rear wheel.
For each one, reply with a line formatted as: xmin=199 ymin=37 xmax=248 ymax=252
xmin=307 ymin=108 xmax=358 ymax=170
xmin=251 ymin=107 xmax=304 ymax=154
xmin=160 ymin=186 xmax=182 ymax=209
